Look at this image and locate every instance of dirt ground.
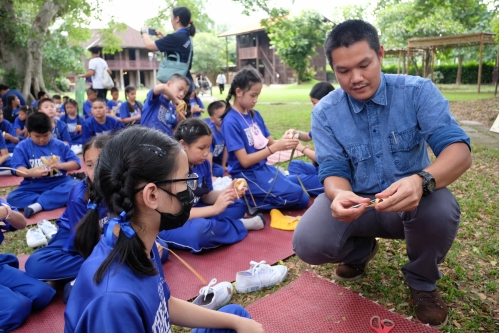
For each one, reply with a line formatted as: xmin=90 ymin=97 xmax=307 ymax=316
xmin=450 ymin=98 xmax=499 ymax=127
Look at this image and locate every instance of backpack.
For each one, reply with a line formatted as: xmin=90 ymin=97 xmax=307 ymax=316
xmin=102 ymin=68 xmax=114 ymax=89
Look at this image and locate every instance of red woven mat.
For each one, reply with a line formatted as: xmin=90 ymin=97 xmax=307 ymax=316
xmin=246 ymin=271 xmax=439 ymax=333
xmin=25 ymin=208 xmax=65 ymax=225
xmin=163 ymin=202 xmax=310 ymax=300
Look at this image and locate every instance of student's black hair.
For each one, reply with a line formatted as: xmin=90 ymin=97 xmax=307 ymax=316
xmin=63 ymin=95 xmax=69 ymax=101
xmin=110 ymin=87 xmax=119 ymax=94
xmin=172 ymin=6 xmax=196 ymax=37
xmin=5 ymin=95 xmax=17 ymax=109
xmin=19 ymin=106 xmax=30 ymax=114
xmin=174 ymin=118 xmax=212 ymax=145
xmin=52 ymin=94 xmax=61 ymax=100
xmin=63 ymin=99 xmax=81 ymax=125
xmin=73 ymin=135 xmax=111 ymax=259
xmin=221 ymin=66 xmax=262 ymax=119
xmin=207 ymin=100 xmax=226 ymax=117
xmin=26 ymin=112 xmax=52 ymax=133
xmin=310 ymin=82 xmax=335 ymax=100
xmin=37 ymin=91 xmax=47 ymax=100
xmin=3 ymin=95 xmax=18 ymax=121
xmin=89 ymin=47 xmax=101 ymax=55
xmin=324 ymin=20 xmax=380 ymax=68
xmin=124 ymin=86 xmax=139 ymax=116
xmin=170 ymin=74 xmax=191 ymax=87
xmin=75 ymin=126 xmax=182 ymax=283
xmin=0 ymin=84 xmax=9 ymax=91
xmin=92 ymin=98 xmax=107 ymax=106
xmin=86 ymin=87 xmax=97 ymax=95
xmin=37 ymin=98 xmax=55 ymax=110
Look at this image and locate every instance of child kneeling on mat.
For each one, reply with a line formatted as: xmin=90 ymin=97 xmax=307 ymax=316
xmin=157 ymin=118 xmax=264 ymax=253
xmin=7 ymin=112 xmax=80 ymax=218
xmin=221 ymin=67 xmax=309 ymax=211
xmin=0 ymin=199 xmax=56 ymax=332
xmin=65 ymin=126 xmax=263 ymax=333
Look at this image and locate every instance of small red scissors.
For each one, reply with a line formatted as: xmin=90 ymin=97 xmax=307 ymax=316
xmin=370 ymin=316 xmax=395 ymax=333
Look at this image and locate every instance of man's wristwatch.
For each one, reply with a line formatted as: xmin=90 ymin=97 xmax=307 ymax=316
xmin=416 ymin=171 xmax=436 ymax=197
xmin=141 ymin=28 xmax=148 ymax=35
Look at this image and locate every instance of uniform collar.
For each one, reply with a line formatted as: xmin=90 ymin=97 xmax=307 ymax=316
xmin=347 ymin=73 xmax=387 ymax=113
xmin=177 ymin=28 xmax=188 ymax=33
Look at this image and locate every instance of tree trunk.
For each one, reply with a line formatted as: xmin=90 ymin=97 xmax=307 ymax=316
xmin=0 ymin=1 xmax=63 ymax=103
xmin=411 ymin=57 xmax=420 ymax=76
xmin=456 ymin=55 xmax=463 ymax=86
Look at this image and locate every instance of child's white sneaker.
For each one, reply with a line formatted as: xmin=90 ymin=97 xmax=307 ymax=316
xmin=235 ymin=260 xmax=288 ymax=293
xmin=26 ymin=227 xmax=48 ymax=248
xmin=37 ymin=219 xmax=57 ymax=239
xmin=192 ymin=278 xmax=233 ymax=310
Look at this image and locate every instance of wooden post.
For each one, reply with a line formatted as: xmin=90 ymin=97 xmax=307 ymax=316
xmin=422 ymin=50 xmax=425 ymax=78
xmin=397 ymin=50 xmax=401 ymax=74
xmin=272 ymin=49 xmax=276 ymax=84
xmin=431 ymin=46 xmax=435 ymax=82
xmin=120 ymin=69 xmax=124 ymax=90
xmin=225 ymin=37 xmax=229 ymax=81
xmin=478 ymin=33 xmax=484 ymax=93
xmin=407 ymin=45 xmax=410 ymax=74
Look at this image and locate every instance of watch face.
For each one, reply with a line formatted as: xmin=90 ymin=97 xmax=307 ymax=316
xmin=427 ymin=177 xmax=436 ymax=192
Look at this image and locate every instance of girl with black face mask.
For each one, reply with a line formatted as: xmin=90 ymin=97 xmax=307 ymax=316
xmin=65 ymin=126 xmax=264 ymax=333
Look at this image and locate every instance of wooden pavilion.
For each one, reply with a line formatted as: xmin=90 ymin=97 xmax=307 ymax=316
xmin=407 ymin=32 xmax=497 ymax=93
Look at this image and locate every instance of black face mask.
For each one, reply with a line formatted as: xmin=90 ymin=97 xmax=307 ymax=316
xmin=156 ymin=187 xmax=194 ymax=231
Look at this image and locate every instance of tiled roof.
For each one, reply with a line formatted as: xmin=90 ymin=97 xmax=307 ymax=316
xmin=86 ymin=25 xmax=146 ymax=49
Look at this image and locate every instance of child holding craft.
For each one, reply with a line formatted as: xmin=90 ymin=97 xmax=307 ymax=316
xmin=189 ymin=90 xmax=205 ymax=117
xmin=221 ymin=67 xmax=309 ymax=211
xmin=141 ymin=74 xmax=190 ymax=137
xmin=81 ymin=98 xmax=123 ymax=144
xmin=0 ymin=108 xmax=20 ymax=152
xmin=38 ymin=98 xmax=71 ymax=144
xmin=0 ymin=199 xmax=56 ymax=332
xmin=7 ymin=112 xmax=80 ymax=218
xmin=106 ymin=87 xmax=122 ymax=115
xmin=285 ymin=81 xmax=335 ymax=196
xmin=157 ymin=118 xmax=264 ymax=253
xmin=118 ymin=86 xmax=143 ymax=124
xmin=65 ymin=126 xmax=263 ymax=333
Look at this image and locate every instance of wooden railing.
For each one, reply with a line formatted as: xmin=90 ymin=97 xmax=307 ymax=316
xmin=106 ymin=60 xmax=159 ymax=70
xmin=239 ymin=47 xmax=258 ymax=60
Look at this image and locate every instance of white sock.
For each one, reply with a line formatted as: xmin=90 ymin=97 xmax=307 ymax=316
xmin=28 ymin=203 xmax=43 ymax=214
xmin=0 ymin=170 xmax=12 ymax=175
xmin=240 ymin=215 xmax=265 ymax=231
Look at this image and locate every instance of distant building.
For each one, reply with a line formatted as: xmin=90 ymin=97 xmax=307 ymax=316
xmin=85 ymin=25 xmax=159 ymax=89
xmin=218 ymin=18 xmax=327 ymax=84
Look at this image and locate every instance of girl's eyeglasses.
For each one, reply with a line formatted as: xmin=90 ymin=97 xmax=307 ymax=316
xmin=134 ymin=173 xmax=199 ymax=193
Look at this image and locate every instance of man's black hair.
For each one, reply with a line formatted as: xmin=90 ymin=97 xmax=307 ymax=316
xmin=324 ymin=20 xmax=380 ymax=68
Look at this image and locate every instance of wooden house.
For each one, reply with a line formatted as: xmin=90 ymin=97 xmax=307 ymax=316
xmin=218 ymin=19 xmax=327 ymax=84
xmin=85 ymin=25 xmax=159 ymax=89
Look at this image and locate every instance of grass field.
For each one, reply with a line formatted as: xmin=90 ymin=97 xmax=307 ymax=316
xmin=6 ymin=81 xmax=500 ymax=332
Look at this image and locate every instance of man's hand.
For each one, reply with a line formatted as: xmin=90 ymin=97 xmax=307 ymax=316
xmin=330 ymin=190 xmax=371 ymax=222
xmin=374 ymin=174 xmax=423 ymax=212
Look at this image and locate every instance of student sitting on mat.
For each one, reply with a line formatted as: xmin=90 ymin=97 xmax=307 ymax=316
xmin=221 ymin=67 xmax=309 ymax=211
xmin=14 ymin=106 xmax=29 ymax=140
xmin=118 ymin=85 xmax=143 ymax=125
xmin=106 ymin=87 xmax=122 ymax=115
xmin=141 ymin=74 xmax=190 ymax=137
xmin=60 ymin=99 xmax=86 ymax=154
xmin=82 ymin=88 xmax=97 ymax=119
xmin=7 ymin=112 xmax=80 ymax=218
xmin=81 ymin=98 xmax=123 ymax=145
xmin=157 ymin=118 xmax=264 ymax=253
xmin=0 ymin=125 xmax=13 ymax=176
xmin=0 ymin=108 xmax=20 ymax=153
xmin=189 ymin=90 xmax=205 ymax=117
xmin=24 ymin=136 xmax=111 ymax=282
xmin=0 ymin=199 xmax=56 ymax=332
xmin=65 ymin=126 xmax=264 ymax=333
xmin=284 ymin=82 xmax=335 ymax=197
xmin=37 ymin=98 xmax=71 ymax=145
xmin=207 ymin=100 xmax=227 ymax=178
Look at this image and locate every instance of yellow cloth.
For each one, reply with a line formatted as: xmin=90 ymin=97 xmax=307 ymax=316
xmin=270 ymin=209 xmax=301 ymax=231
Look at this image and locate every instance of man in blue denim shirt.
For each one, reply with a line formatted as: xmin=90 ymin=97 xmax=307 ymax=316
xmin=293 ymin=20 xmax=471 ymax=328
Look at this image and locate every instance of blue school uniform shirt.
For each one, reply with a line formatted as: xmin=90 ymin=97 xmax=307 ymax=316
xmin=82 ymin=116 xmax=123 ymax=144
xmin=13 ymin=117 xmax=25 ymax=132
xmin=119 ymin=101 xmax=143 ymax=123
xmin=11 ymin=137 xmax=80 ymax=186
xmin=189 ymin=97 xmax=204 ymax=117
xmin=0 ymin=119 xmax=18 ymax=153
xmin=64 ymin=237 xmax=171 ymax=333
xmin=221 ymin=108 xmax=271 ymax=174
xmin=209 ymin=122 xmax=225 ymax=166
xmin=82 ymin=100 xmax=92 ymax=118
xmin=0 ymin=198 xmax=19 ymax=245
xmin=56 ymin=180 xmax=108 ymax=253
xmin=191 ymin=160 xmax=213 ymax=206
xmin=141 ymin=90 xmax=177 ymax=137
xmin=2 ymin=90 xmax=26 ymax=107
xmin=106 ymin=99 xmax=122 ymax=112
xmin=0 ymin=134 xmax=11 ymax=167
xmin=52 ymin=119 xmax=71 ymax=143
xmin=60 ymin=114 xmax=85 ymax=145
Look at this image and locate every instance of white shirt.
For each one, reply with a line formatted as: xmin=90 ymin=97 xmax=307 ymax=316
xmin=88 ymin=57 xmax=109 ymax=89
xmin=216 ymin=74 xmax=226 ymax=84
